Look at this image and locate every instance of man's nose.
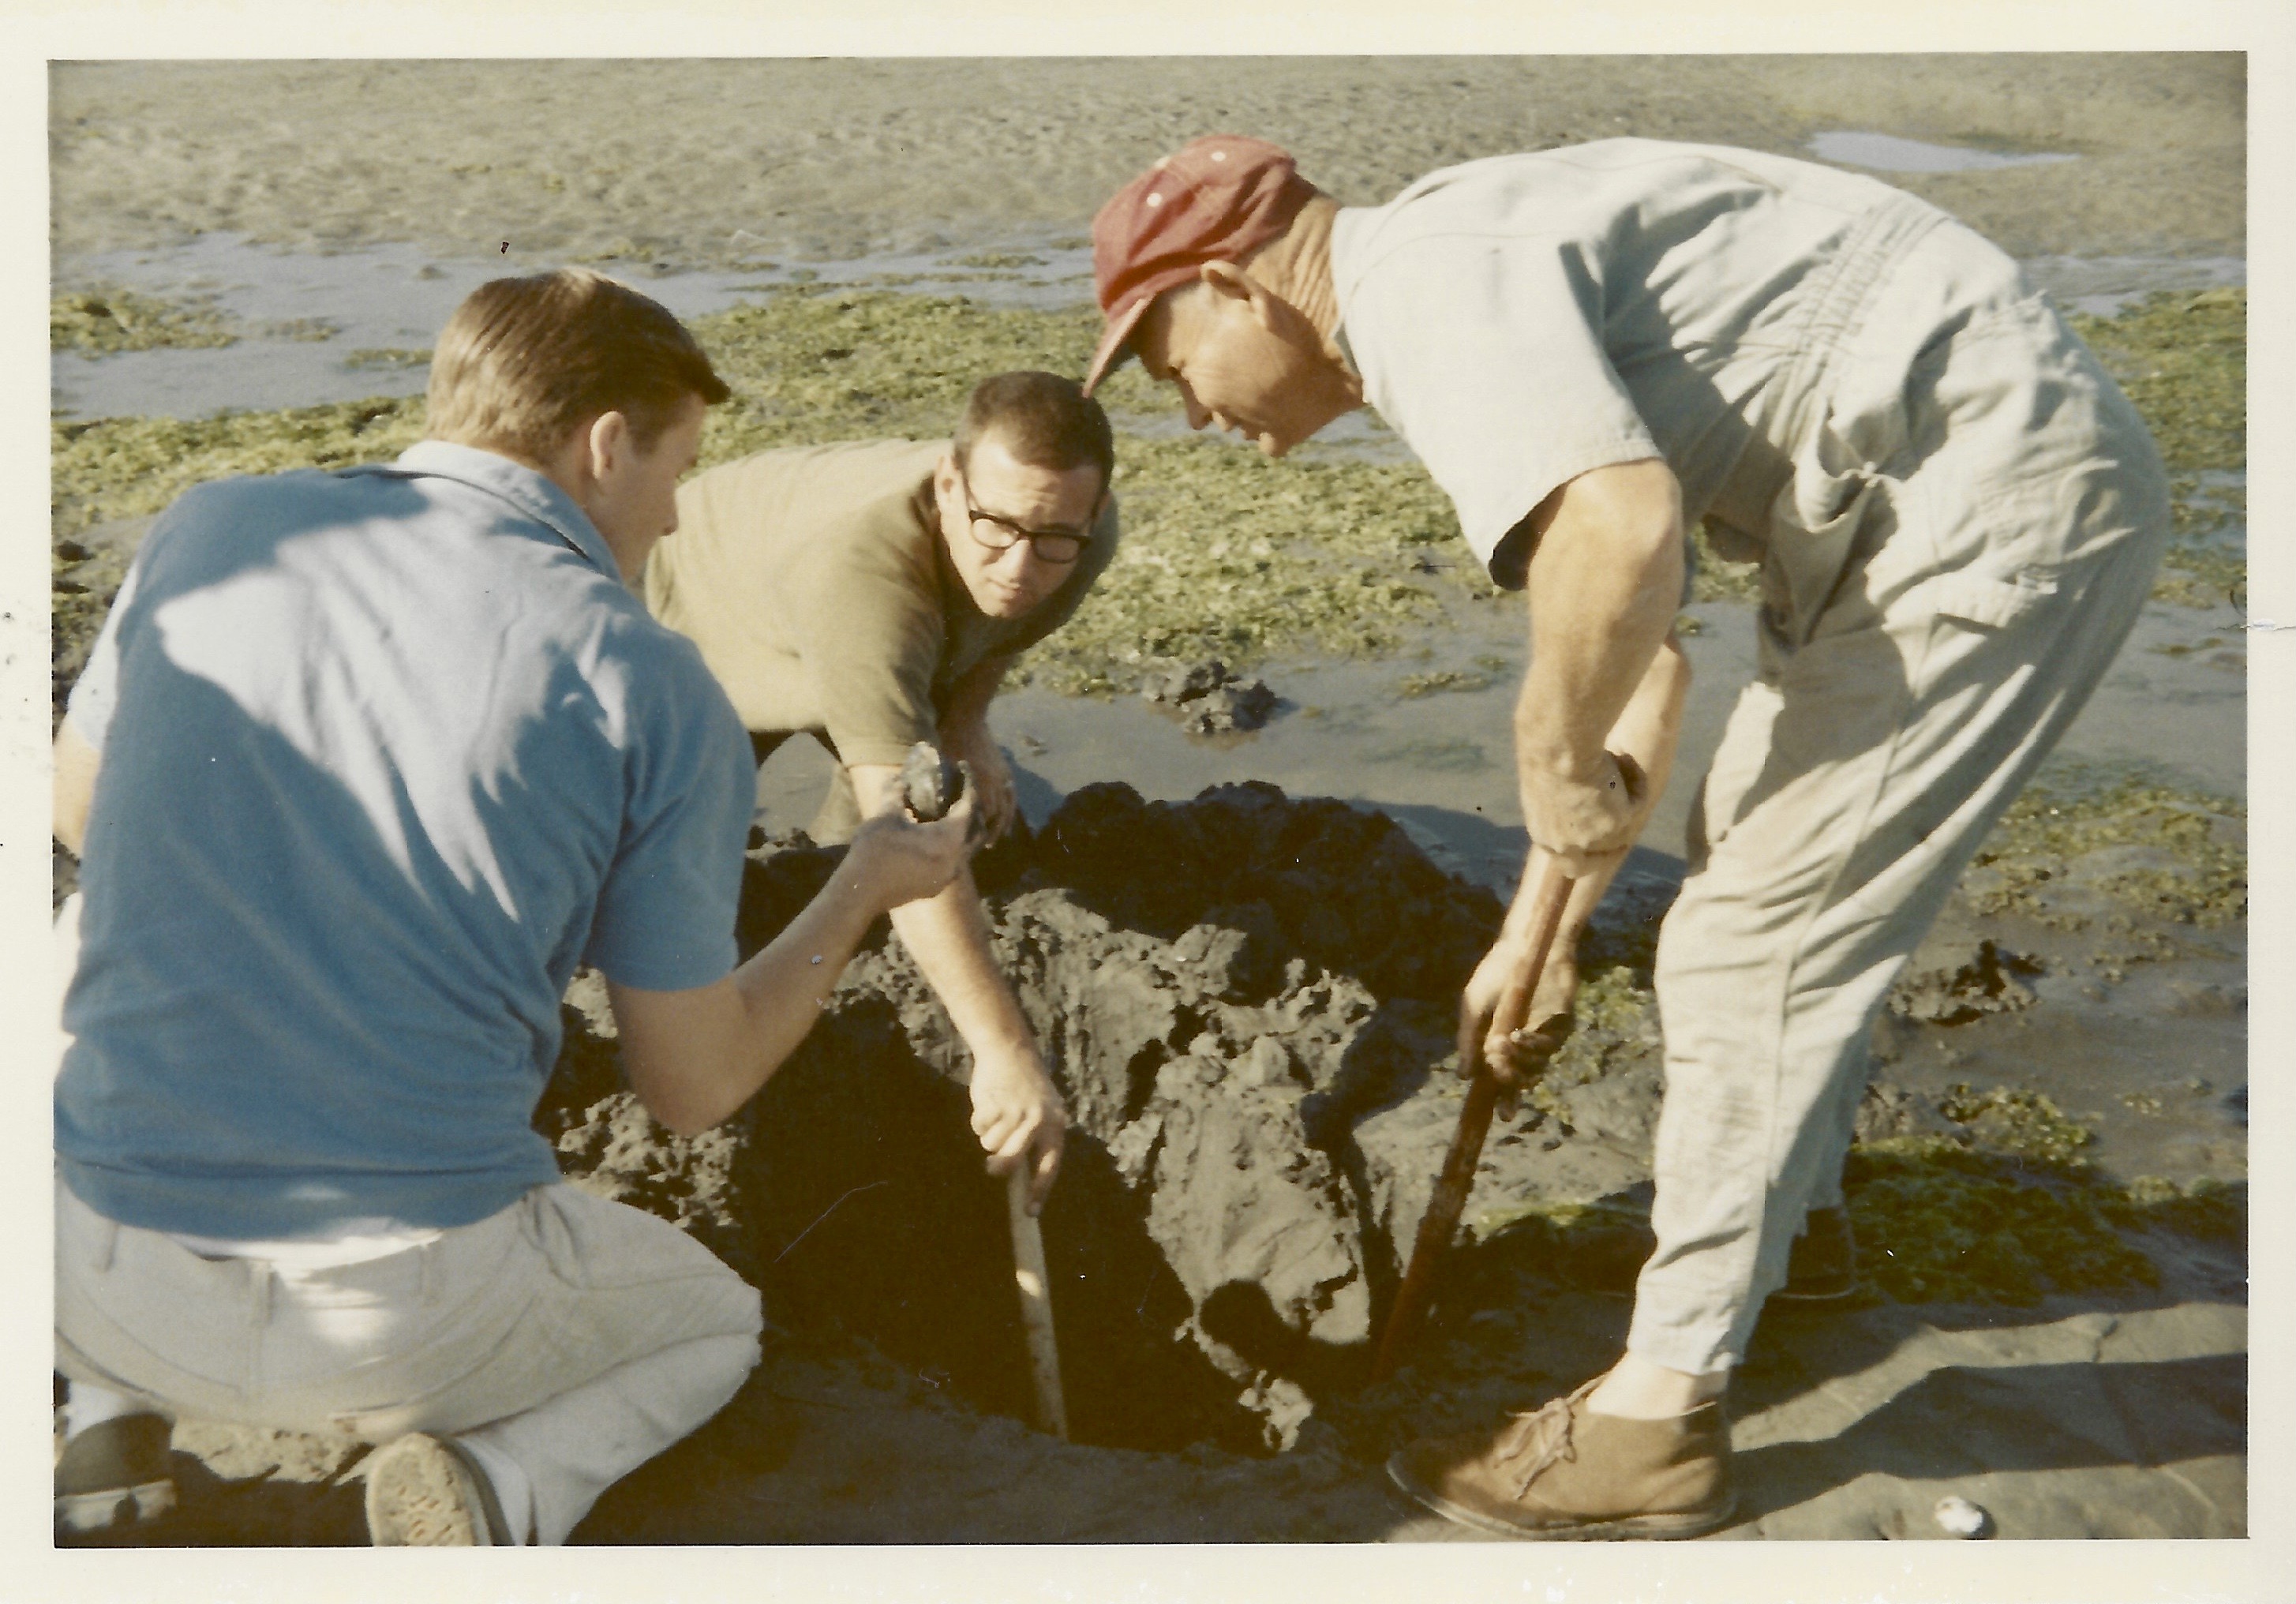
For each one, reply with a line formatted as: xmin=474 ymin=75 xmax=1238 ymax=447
xmin=993 ymin=540 xmax=1045 ymax=579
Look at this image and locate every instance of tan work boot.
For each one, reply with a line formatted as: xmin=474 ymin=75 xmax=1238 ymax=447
xmin=55 ymin=1411 xmax=177 ymax=1535
xmin=1387 ymin=1377 xmax=1736 ymax=1539
xmin=364 ymin=1433 xmax=512 ymax=1546
xmin=1776 ymin=1205 xmax=1858 ymax=1302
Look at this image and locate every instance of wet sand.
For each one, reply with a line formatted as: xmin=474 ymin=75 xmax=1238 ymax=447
xmin=41 ymin=54 xmax=2251 ymax=1571
xmin=51 ymin=56 xmax=2242 ymax=268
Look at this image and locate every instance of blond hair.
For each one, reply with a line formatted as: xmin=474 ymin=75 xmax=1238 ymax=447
xmin=425 ymin=268 xmax=731 ymax=462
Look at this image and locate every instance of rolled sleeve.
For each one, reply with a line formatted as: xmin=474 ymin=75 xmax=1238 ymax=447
xmin=1343 ymin=236 xmax=1661 ymax=583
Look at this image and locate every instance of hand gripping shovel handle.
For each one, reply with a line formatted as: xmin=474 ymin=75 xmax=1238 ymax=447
xmin=1368 ymin=860 xmax=1575 ymax=1384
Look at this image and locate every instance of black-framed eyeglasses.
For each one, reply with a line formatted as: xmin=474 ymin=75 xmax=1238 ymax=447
xmin=959 ymin=474 xmax=1091 ymax=565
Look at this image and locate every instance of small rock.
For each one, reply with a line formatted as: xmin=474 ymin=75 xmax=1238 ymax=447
xmin=897 ymin=740 xmax=964 ymax=823
xmin=1238 ymin=1036 xmax=1294 ymax=1089
xmin=1181 ymin=680 xmax=1278 ymax=735
xmin=1934 ymin=1494 xmax=1991 ymax=1538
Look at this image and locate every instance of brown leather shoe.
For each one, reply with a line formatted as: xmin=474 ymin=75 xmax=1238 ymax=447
xmin=1388 ymin=1378 xmax=1736 ymax=1539
xmin=1776 ymin=1205 xmax=1857 ymax=1302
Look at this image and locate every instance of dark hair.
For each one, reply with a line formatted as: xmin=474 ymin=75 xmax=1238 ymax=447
xmin=425 ymin=268 xmax=731 ymax=461
xmin=951 ymin=371 xmax=1115 ymax=494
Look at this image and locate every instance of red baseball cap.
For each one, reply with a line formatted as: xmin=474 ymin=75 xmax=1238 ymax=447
xmin=1081 ymin=134 xmax=1316 ymax=396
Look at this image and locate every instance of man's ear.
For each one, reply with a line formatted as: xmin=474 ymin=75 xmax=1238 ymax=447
xmin=1198 ymin=259 xmax=1257 ymax=304
xmin=1200 ymin=258 xmax=1289 ymax=334
xmin=585 ymin=410 xmax=633 ymax=486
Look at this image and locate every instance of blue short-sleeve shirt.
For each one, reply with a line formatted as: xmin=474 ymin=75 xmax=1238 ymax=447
xmin=57 ymin=441 xmax=755 ymax=1239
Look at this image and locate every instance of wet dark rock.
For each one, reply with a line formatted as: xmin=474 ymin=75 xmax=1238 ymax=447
xmin=534 ymin=781 xmax=1507 ymax=1452
xmin=1141 ymin=658 xmax=1279 ymax=734
xmin=1890 ymin=939 xmax=2045 ymax=1025
xmin=1854 ymin=1081 xmax=1959 ymax=1145
xmin=1181 ymin=681 xmax=1279 ymax=736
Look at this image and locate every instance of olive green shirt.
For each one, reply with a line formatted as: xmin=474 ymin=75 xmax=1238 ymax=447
xmin=645 ymin=439 xmax=1118 ymax=768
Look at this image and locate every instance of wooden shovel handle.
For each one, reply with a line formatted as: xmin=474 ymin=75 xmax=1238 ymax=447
xmin=1368 ymin=859 xmax=1575 ymax=1384
xmin=1007 ymin=1166 xmax=1069 ymax=1438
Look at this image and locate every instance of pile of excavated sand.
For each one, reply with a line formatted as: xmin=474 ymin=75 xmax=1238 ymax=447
xmin=541 ymin=780 xmax=1512 ymax=1453
xmin=540 ymin=777 xmax=2129 ymax=1448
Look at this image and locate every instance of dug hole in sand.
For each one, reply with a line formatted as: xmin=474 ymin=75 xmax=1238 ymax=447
xmin=549 ymin=780 xmax=1506 ymax=1462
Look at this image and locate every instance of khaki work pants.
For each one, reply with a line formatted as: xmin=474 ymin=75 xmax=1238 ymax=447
xmin=1628 ymin=201 xmax=2171 ymax=1374
xmin=750 ymin=726 xmax=866 ymax=845
xmin=57 ymin=1177 xmax=763 ymax=1543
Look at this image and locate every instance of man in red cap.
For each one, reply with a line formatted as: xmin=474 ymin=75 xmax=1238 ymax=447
xmin=1084 ymin=134 xmax=2167 ymax=1538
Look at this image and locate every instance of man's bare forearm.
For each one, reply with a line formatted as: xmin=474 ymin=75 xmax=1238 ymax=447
xmin=611 ymin=804 xmax=976 ymax=1136
xmin=1607 ymin=631 xmax=1692 ymax=804
xmin=1515 ymin=459 xmax=1685 ymax=778
xmin=1500 ymin=637 xmax=1691 ymax=990
xmin=889 ymin=870 xmax=1039 ymax=1058
xmin=614 ymin=867 xmax=887 ymax=1135
xmin=848 ymin=759 xmax=1039 ymax=1060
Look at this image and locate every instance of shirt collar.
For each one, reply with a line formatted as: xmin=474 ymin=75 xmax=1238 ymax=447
xmin=384 ymin=440 xmax=620 ymax=579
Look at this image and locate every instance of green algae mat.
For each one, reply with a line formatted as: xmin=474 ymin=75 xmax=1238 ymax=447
xmin=53 ymin=283 xmax=2247 ymax=702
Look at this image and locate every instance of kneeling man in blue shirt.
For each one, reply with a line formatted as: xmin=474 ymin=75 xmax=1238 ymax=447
xmin=51 ymin=268 xmax=976 ymax=1545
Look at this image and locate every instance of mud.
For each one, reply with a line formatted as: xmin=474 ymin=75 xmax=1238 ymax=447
xmin=1141 ymin=660 xmax=1280 ymax=733
xmin=530 ymin=781 xmax=2244 ymax=1458
xmin=58 ymin=775 xmax=2248 ymax=1546
xmin=538 ymin=781 xmax=1505 ymax=1454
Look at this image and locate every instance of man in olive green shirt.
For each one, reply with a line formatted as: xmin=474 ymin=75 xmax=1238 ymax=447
xmin=646 ymin=372 xmax=1120 ymax=1206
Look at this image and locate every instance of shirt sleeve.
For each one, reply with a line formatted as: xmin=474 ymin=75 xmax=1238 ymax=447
xmin=62 ymin=515 xmax=170 ymax=754
xmin=1342 ymin=233 xmax=1662 ymax=587
xmin=581 ymin=641 xmax=754 ymax=992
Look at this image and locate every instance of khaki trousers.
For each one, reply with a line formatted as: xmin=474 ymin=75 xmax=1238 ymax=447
xmin=1627 ymin=204 xmax=2170 ymax=1373
xmin=57 ymin=1178 xmax=762 ymax=1543
xmin=750 ymin=726 xmax=865 ymax=845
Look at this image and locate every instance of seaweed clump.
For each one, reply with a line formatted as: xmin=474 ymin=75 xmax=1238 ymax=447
xmin=1841 ymin=1080 xmax=2242 ymax=1305
xmin=48 ymin=281 xmax=2249 ymax=706
xmin=2067 ymin=288 xmax=2245 ymax=474
xmin=2069 ymin=288 xmax=2246 ymax=609
xmin=51 ymin=397 xmax=426 ymax=539
xmin=1030 ymin=439 xmax=1466 ymax=692
xmin=51 ymin=287 xmax=237 ymax=354
xmin=1962 ymin=773 xmax=2246 ymax=929
xmin=1844 ymin=1137 xmax=2158 ymax=1305
xmin=1455 ymin=1079 xmax=2242 ymax=1312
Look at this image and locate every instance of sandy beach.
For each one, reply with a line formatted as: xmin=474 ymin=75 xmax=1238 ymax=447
xmin=51 ymin=56 xmax=2242 ymax=267
xmin=46 ymin=53 xmax=2247 ymax=1564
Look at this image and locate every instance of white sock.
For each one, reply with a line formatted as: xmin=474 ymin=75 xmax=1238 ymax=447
xmin=452 ymin=1431 xmax=536 ymax=1545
